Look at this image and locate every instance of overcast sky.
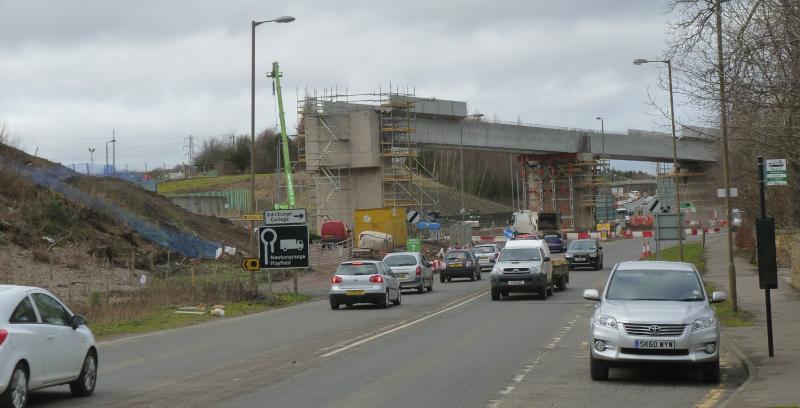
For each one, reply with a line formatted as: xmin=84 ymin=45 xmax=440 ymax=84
xmin=0 ymin=1 xmax=694 ymax=172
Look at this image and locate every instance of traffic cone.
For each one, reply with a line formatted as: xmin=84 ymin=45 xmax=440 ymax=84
xmin=641 ymin=241 xmax=648 ymax=259
xmin=645 ymin=241 xmax=652 ymax=257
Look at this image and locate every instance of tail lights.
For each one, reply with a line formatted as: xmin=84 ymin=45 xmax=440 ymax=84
xmin=369 ymin=275 xmax=384 ymax=283
xmin=331 ymin=275 xmax=343 ymax=284
xmin=416 ymin=266 xmax=422 ymax=276
xmin=0 ymin=329 xmax=8 ymax=346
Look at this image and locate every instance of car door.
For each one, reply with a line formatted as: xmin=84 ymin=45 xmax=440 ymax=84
xmin=9 ymin=295 xmax=48 ymax=387
xmin=421 ymin=256 xmax=433 ymax=282
xmin=381 ymin=263 xmax=400 ymax=298
xmin=31 ymin=293 xmax=85 ymax=383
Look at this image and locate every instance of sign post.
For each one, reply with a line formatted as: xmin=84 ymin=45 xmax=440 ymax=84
xmin=757 ymin=157 xmax=781 ymax=357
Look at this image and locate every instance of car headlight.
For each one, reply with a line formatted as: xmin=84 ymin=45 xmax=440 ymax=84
xmin=589 ymin=253 xmax=598 ymax=257
xmin=692 ymin=316 xmax=717 ymax=332
xmin=492 ymin=267 xmax=503 ymax=274
xmin=530 ymin=266 xmax=542 ymax=273
xmin=593 ymin=315 xmax=618 ymax=330
xmin=565 ymin=253 xmax=574 ymax=258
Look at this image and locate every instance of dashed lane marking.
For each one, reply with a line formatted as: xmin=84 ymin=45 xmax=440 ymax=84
xmin=321 ymin=289 xmax=489 ymax=358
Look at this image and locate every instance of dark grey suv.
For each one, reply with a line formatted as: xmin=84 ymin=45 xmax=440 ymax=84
xmin=565 ymin=239 xmax=603 ymax=270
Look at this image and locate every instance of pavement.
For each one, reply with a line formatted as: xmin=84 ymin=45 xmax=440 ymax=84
xmin=703 ymin=233 xmax=800 ymax=407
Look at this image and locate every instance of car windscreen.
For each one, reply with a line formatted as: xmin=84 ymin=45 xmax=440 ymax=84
xmin=445 ymin=251 xmax=468 ymax=260
xmin=337 ymin=263 xmax=378 ymax=275
xmin=605 ymin=269 xmax=705 ymax=301
xmin=474 ymin=246 xmax=495 ymax=254
xmin=383 ymin=255 xmax=417 ymax=267
xmin=569 ymin=241 xmax=596 ymax=250
xmin=498 ymin=248 xmax=541 ymax=262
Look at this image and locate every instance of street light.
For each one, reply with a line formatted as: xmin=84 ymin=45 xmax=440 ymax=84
xmin=105 ymin=138 xmax=115 ymax=175
xmin=633 ymin=58 xmax=684 ymax=261
xmin=88 ymin=148 xmax=95 ymax=175
xmin=249 ymin=15 xmax=295 ymax=265
xmin=460 ymin=113 xmax=484 ymax=222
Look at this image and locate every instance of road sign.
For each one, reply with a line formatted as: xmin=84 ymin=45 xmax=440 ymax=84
xmin=765 ymin=159 xmax=787 ymax=186
xmin=242 ymin=214 xmax=264 ymax=222
xmin=258 ymin=225 xmax=310 ymax=269
xmin=241 ymin=258 xmax=260 ymax=271
xmin=407 ymin=210 xmax=420 ymax=224
xmin=717 ymin=188 xmax=738 ymax=198
xmin=407 ymin=238 xmax=421 ymax=252
xmin=596 ymin=223 xmax=611 ymax=232
xmin=679 ymin=201 xmax=694 ymax=209
xmin=263 ymin=208 xmax=307 ymax=225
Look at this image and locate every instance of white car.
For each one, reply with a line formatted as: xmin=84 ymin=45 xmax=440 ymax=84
xmin=0 ymin=286 xmax=98 ymax=408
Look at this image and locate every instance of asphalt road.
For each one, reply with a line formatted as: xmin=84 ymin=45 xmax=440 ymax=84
xmin=29 ymin=238 xmax=744 ymax=408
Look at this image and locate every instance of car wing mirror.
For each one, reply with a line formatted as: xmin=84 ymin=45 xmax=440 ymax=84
xmin=710 ymin=291 xmax=728 ymax=303
xmin=583 ymin=289 xmax=600 ymax=301
xmin=70 ymin=314 xmax=87 ymax=330
xmin=543 ymin=256 xmax=551 ymax=262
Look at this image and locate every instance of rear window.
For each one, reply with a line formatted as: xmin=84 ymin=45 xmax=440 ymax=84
xmin=498 ymin=248 xmax=541 ymax=262
xmin=474 ymin=246 xmax=495 ymax=254
xmin=337 ymin=263 xmax=378 ymax=275
xmin=445 ymin=251 xmax=468 ymax=260
xmin=384 ymin=255 xmax=417 ymax=267
xmin=544 ymin=235 xmax=560 ymax=241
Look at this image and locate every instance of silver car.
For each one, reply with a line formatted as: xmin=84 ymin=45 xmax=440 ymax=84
xmin=473 ymin=244 xmax=500 ymax=271
xmin=383 ymin=252 xmax=434 ymax=294
xmin=329 ymin=260 xmax=401 ymax=310
xmin=583 ymin=261 xmax=727 ymax=383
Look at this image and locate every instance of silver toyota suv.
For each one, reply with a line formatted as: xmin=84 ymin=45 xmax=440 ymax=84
xmin=583 ymin=261 xmax=727 ymax=383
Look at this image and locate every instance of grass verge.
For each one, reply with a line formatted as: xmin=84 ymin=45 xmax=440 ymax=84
xmin=90 ymin=293 xmax=311 ymax=339
xmin=156 ymin=174 xmax=263 ymax=194
xmin=646 ymin=242 xmax=752 ymax=327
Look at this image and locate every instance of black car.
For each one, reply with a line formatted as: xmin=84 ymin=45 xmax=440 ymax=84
xmin=565 ymin=239 xmax=603 ymax=270
xmin=543 ymin=234 xmax=567 ymax=253
xmin=440 ymin=249 xmax=481 ymax=282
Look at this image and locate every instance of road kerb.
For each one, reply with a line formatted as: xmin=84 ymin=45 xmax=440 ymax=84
xmin=718 ymin=332 xmax=755 ymax=408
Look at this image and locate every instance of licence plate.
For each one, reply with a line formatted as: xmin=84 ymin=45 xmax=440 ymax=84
xmin=449 ymin=263 xmax=462 ymax=268
xmin=399 ymin=274 xmax=408 ymax=279
xmin=635 ymin=339 xmax=675 ymax=349
xmin=507 ymin=280 xmax=525 ymax=286
xmin=346 ymin=290 xmax=365 ymax=296
xmin=575 ymin=257 xmax=585 ymax=261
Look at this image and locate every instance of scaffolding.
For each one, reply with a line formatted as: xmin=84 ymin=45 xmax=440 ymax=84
xmin=380 ymin=85 xmax=418 ymax=208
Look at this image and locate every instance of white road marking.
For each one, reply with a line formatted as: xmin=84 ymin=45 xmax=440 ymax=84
xmin=321 ymin=289 xmax=489 ymax=358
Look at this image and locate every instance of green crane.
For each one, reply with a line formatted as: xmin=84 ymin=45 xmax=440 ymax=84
xmin=268 ymin=61 xmax=296 ymax=209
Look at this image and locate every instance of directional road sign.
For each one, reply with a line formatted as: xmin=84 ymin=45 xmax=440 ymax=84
xmin=765 ymin=159 xmax=788 ymax=186
xmin=241 ymin=258 xmax=260 ymax=271
xmin=263 ymin=208 xmax=307 ymax=225
xmin=258 ymin=225 xmax=310 ymax=269
xmin=242 ymin=214 xmax=264 ymax=222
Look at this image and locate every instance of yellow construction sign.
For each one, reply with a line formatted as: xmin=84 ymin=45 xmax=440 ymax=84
xmin=596 ymin=223 xmax=611 ymax=232
xmin=242 ymin=214 xmax=264 ymax=222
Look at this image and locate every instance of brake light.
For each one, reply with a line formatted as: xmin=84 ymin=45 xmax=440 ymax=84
xmin=416 ymin=266 xmax=422 ymax=276
xmin=0 ymin=329 xmax=7 ymax=346
xmin=369 ymin=275 xmax=384 ymax=283
xmin=331 ymin=275 xmax=343 ymax=284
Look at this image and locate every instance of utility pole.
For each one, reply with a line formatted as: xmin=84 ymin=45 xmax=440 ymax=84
xmin=716 ymin=0 xmax=738 ymax=311
xmin=112 ymin=129 xmax=116 ymax=175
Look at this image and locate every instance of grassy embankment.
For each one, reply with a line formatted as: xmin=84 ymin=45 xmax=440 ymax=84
xmin=645 ymin=243 xmax=751 ymax=327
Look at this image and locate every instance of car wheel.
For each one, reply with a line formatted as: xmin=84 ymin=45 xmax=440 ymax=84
xmin=701 ymin=360 xmax=720 ymax=383
xmin=417 ymin=284 xmax=424 ymax=294
xmin=589 ymin=354 xmax=609 ymax=381
xmin=538 ymin=287 xmax=547 ymax=300
xmin=491 ymin=288 xmax=500 ymax=300
xmin=501 ymin=290 xmax=509 ymax=297
xmin=392 ymin=290 xmax=402 ymax=306
xmin=477 ymin=270 xmax=482 ymax=280
xmin=0 ymin=364 xmax=28 ymax=408
xmin=427 ymin=278 xmax=433 ymax=292
xmin=547 ymin=282 xmax=554 ymax=296
xmin=70 ymin=351 xmax=98 ymax=397
xmin=440 ymin=275 xmax=445 ymax=283
xmin=557 ymin=277 xmax=566 ymax=291
xmin=330 ymin=301 xmax=340 ymax=310
xmin=380 ymin=291 xmax=390 ymax=309
xmin=447 ymin=278 xmax=452 ymax=282
xmin=469 ymin=272 xmax=475 ymax=281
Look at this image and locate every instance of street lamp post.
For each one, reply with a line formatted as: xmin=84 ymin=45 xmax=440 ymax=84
xmin=88 ymin=148 xmax=95 ymax=175
xmin=459 ymin=113 xmax=484 ymax=222
xmin=249 ymin=16 xmax=295 ymax=272
xmin=105 ymin=138 xmax=115 ymax=175
xmin=714 ymin=0 xmax=737 ymax=312
xmin=633 ymin=58 xmax=684 ymax=261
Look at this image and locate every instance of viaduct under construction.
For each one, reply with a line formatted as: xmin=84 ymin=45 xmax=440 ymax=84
xmin=295 ymin=87 xmax=719 ymax=233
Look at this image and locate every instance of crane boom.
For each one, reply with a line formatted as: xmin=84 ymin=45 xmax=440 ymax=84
xmin=269 ymin=61 xmax=295 ymax=208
